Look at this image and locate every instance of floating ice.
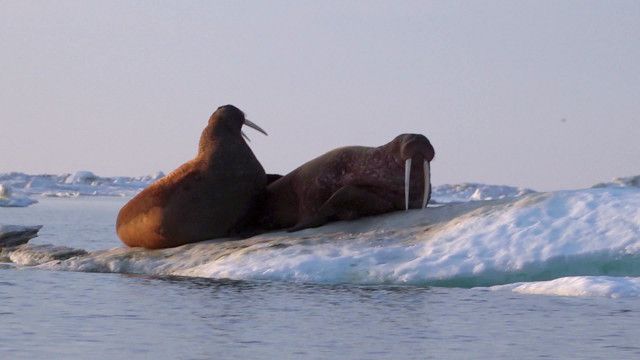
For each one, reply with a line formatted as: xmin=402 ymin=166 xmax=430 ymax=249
xmin=0 ymin=171 xmax=165 ymax=198
xmin=0 ymin=225 xmax=42 ymax=247
xmin=490 ymin=276 xmax=640 ymax=298
xmin=64 ymin=171 xmax=99 ymax=185
xmin=0 ymin=184 xmax=38 ymax=207
xmin=3 ymin=244 xmax=87 ymax=266
xmin=3 ymin=172 xmax=640 ymax=298
xmin=0 ymin=187 xmax=636 ymax=296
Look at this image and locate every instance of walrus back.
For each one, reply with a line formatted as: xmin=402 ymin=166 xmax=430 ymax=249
xmin=262 ymin=146 xmax=373 ymax=229
xmin=115 ymin=160 xmax=199 ymax=248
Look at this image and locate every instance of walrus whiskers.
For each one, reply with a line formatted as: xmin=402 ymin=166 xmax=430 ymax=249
xmin=422 ymin=161 xmax=431 ymax=209
xmin=405 ymin=158 xmax=412 ymax=211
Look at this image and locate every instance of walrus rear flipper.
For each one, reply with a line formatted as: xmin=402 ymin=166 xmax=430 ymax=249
xmin=287 ymin=185 xmax=394 ymax=232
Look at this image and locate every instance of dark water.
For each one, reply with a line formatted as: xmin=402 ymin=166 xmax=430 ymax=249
xmin=1 ymin=269 xmax=639 ymax=359
xmin=2 ymin=198 xmax=640 ymax=359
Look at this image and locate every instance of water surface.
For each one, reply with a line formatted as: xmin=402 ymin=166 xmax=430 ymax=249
xmin=1 ymin=197 xmax=639 ymax=359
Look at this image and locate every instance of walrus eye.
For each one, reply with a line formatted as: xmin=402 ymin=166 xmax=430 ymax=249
xmin=243 ymin=119 xmax=268 ymax=136
xmin=405 ymin=158 xmax=412 ymax=211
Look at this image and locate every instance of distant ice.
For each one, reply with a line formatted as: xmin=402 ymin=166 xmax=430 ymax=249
xmin=1 ymin=171 xmax=638 ymax=203
xmin=0 ymin=171 xmax=165 ymax=198
xmin=431 ymin=183 xmax=535 ymax=203
xmin=0 ymin=184 xmax=38 ymax=207
xmin=0 ymin=170 xmax=534 ymax=202
xmin=592 ymin=174 xmax=640 ymax=189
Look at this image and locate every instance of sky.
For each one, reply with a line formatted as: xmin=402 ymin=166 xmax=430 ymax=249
xmin=1 ymin=0 xmax=638 ymax=191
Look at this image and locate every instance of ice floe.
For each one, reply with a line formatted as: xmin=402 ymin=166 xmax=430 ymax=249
xmin=1 ymin=187 xmax=637 ymax=297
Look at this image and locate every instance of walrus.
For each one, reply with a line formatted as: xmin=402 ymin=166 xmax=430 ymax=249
xmin=261 ymin=134 xmax=435 ymax=232
xmin=116 ymin=105 xmax=268 ymax=249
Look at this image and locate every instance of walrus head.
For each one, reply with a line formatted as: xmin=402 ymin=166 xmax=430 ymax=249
xmin=200 ymin=105 xmax=268 ymax=152
xmin=389 ymin=134 xmax=435 ymax=211
xmin=210 ymin=104 xmax=268 ymax=137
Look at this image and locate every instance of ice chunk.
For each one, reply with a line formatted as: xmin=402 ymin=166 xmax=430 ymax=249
xmin=0 ymin=184 xmax=38 ymax=207
xmin=0 ymin=225 xmax=43 ymax=247
xmin=491 ymin=276 xmax=640 ymax=298
xmin=64 ymin=171 xmax=98 ymax=184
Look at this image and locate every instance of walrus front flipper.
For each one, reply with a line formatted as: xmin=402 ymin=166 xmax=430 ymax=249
xmin=287 ymin=185 xmax=394 ymax=232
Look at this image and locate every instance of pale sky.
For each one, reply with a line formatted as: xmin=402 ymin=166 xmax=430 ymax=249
xmin=1 ymin=0 xmax=638 ymax=191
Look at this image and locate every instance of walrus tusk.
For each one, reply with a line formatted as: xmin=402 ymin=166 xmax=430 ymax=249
xmin=405 ymin=158 xmax=412 ymax=211
xmin=422 ymin=161 xmax=431 ymax=209
xmin=244 ymin=119 xmax=268 ymax=136
xmin=241 ymin=131 xmax=251 ymax=142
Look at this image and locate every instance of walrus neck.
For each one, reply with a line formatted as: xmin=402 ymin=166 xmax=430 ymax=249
xmin=373 ymin=142 xmax=403 ymax=166
xmin=197 ymin=126 xmax=242 ymax=155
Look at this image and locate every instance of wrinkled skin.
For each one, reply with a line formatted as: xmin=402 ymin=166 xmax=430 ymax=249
xmin=116 ymin=105 xmax=267 ymax=249
xmin=261 ymin=134 xmax=435 ymax=232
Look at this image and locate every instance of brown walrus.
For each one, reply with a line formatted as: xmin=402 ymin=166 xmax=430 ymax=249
xmin=116 ymin=105 xmax=268 ymax=249
xmin=261 ymin=134 xmax=435 ymax=232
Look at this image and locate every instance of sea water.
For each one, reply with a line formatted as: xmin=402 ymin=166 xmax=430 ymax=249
xmin=2 ymin=196 xmax=640 ymax=359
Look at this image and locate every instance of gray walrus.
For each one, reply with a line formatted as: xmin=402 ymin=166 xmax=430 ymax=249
xmin=261 ymin=134 xmax=435 ymax=232
xmin=116 ymin=105 xmax=268 ymax=249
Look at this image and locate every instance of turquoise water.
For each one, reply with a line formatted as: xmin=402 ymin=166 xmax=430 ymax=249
xmin=1 ymin=198 xmax=640 ymax=359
